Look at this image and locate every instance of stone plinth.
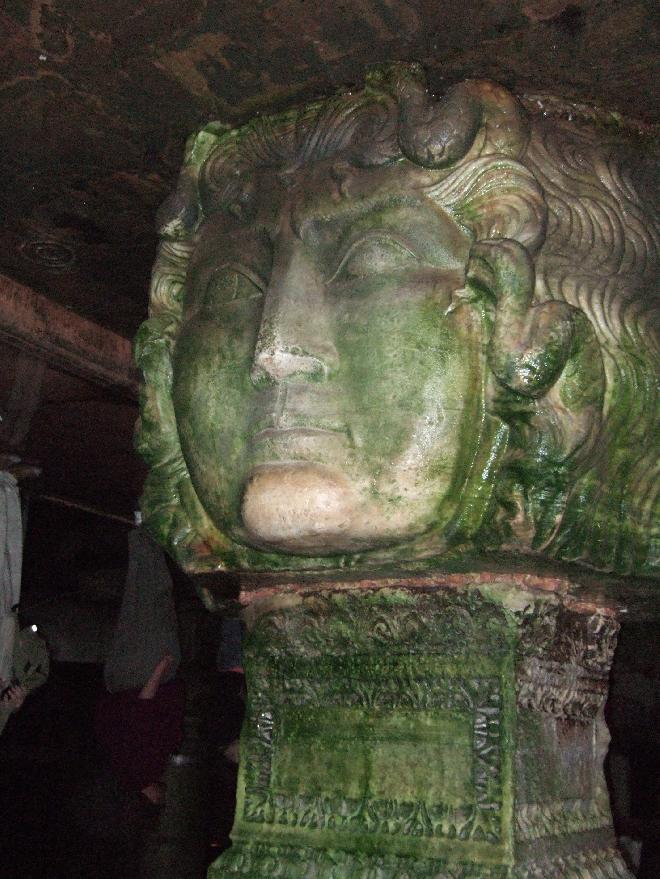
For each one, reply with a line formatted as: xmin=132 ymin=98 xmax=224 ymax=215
xmin=208 ymin=575 xmax=633 ymax=878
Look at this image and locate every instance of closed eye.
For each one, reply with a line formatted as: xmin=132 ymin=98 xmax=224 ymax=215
xmin=328 ymin=233 xmax=422 ymax=283
xmin=203 ymin=264 xmax=265 ymax=309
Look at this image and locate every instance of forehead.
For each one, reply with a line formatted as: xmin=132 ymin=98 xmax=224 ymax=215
xmin=198 ymin=156 xmax=463 ymax=245
xmin=283 ymin=157 xmax=436 ymax=229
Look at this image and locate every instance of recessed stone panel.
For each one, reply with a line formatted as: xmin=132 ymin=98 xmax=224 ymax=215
xmin=273 ymin=706 xmax=474 ymax=804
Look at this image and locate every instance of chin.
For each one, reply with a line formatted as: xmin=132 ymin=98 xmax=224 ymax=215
xmin=240 ymin=461 xmax=363 ymax=553
xmin=239 ymin=460 xmax=433 ymax=556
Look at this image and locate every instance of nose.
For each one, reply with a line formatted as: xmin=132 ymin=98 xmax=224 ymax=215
xmin=251 ymin=235 xmax=339 ymax=384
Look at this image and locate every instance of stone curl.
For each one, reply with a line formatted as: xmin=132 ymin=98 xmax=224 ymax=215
xmin=369 ymin=63 xmax=529 ymax=168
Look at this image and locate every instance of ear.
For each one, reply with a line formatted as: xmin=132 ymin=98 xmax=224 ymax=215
xmin=465 ymin=239 xmax=584 ymax=398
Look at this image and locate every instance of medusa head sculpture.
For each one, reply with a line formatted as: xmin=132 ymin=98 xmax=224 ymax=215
xmin=135 ymin=63 xmax=658 ymax=577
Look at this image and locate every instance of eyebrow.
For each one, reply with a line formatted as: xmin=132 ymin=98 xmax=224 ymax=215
xmin=292 ymin=192 xmax=424 ymax=244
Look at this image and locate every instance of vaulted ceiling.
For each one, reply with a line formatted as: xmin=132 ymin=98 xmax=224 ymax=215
xmin=0 ymin=0 xmax=658 ymax=539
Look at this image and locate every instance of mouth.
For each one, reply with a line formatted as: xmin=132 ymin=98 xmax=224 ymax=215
xmin=248 ymin=423 xmax=351 ymax=464
xmin=251 ymin=426 xmax=342 ymax=443
xmin=249 ymin=383 xmax=350 ymax=443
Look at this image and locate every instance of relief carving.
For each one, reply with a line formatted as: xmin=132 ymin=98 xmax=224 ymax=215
xmin=516 ymin=601 xmax=620 ymax=719
xmin=217 ymin=841 xmax=511 ymax=878
xmin=231 ymin=588 xmax=512 ymax=869
xmin=208 ymin=585 xmax=633 ymax=878
xmin=135 ymin=63 xmax=658 ymax=578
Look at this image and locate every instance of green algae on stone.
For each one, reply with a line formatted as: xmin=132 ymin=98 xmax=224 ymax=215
xmin=207 ymin=581 xmax=631 ymax=878
xmin=135 ymin=62 xmax=659 ymax=579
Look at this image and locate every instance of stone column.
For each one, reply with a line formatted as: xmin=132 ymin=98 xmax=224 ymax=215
xmin=207 ymin=573 xmax=632 ymax=879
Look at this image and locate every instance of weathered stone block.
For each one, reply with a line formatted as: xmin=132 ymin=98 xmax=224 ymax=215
xmin=209 ymin=578 xmax=632 ymax=878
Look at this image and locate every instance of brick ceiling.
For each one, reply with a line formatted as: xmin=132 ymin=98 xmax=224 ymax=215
xmin=1 ymin=0 xmax=658 ymax=338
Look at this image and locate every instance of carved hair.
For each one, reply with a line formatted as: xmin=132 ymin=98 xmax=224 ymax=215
xmin=136 ymin=63 xmax=658 ymax=575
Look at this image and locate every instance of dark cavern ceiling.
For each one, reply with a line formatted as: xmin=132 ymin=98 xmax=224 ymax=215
xmin=0 ymin=0 xmax=658 ymax=525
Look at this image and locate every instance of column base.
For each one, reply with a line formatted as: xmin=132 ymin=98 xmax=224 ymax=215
xmin=212 ymin=840 xmax=630 ymax=878
xmin=209 ymin=576 xmax=633 ymax=879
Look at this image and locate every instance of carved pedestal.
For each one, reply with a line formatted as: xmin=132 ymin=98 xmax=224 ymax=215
xmin=208 ymin=576 xmax=632 ymax=878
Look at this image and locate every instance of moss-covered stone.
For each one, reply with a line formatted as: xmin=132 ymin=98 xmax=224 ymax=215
xmin=136 ymin=65 xmax=658 ymax=579
xmin=208 ymin=581 xmax=632 ymax=878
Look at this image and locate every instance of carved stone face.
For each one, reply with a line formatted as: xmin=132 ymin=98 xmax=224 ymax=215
xmin=172 ymin=159 xmax=484 ymax=555
xmin=138 ymin=66 xmax=657 ymax=578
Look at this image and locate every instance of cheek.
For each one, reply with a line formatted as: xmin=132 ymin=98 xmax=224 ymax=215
xmin=332 ymin=294 xmax=469 ymax=454
xmin=172 ymin=319 xmax=256 ymax=468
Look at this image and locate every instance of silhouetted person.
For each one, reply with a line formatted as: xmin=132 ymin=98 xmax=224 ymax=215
xmin=94 ymin=526 xmax=185 ymax=877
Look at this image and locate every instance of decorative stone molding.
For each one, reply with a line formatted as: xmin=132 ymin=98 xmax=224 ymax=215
xmin=208 ymin=579 xmax=633 ymax=878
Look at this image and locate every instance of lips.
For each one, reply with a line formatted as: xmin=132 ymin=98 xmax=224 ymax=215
xmin=248 ymin=383 xmax=351 ymax=446
xmin=249 ymin=422 xmax=350 ymax=461
xmin=252 ymin=426 xmax=342 ymax=443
